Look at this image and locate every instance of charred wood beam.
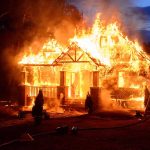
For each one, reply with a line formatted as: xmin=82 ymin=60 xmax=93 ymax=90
xmin=21 ymin=64 xmax=62 ymax=67
xmin=57 ymin=61 xmax=90 ymax=63
xmin=75 ymin=48 xmax=77 ymax=61
xmin=53 ymin=52 xmax=65 ymax=62
xmin=67 ymin=53 xmax=75 ymax=61
xmin=85 ymin=52 xmax=101 ymax=66
xmin=22 ymin=85 xmax=57 ymax=88
xmin=76 ymin=53 xmax=84 ymax=61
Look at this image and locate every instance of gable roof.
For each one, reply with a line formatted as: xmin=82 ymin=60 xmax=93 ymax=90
xmin=52 ymin=43 xmax=102 ymax=66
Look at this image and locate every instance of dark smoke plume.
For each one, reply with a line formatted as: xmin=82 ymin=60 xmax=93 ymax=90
xmin=70 ymin=0 xmax=144 ymax=36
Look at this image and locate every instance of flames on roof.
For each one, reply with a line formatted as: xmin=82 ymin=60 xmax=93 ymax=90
xmin=18 ymin=13 xmax=150 ymax=69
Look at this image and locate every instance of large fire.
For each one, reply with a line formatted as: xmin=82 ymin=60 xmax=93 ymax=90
xmin=18 ymin=13 xmax=150 ymax=111
xmin=19 ymin=13 xmax=149 ymax=68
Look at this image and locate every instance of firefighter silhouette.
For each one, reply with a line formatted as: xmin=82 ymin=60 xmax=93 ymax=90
xmin=32 ymin=90 xmax=44 ymax=125
xmin=144 ymin=84 xmax=150 ymax=114
xmin=144 ymin=66 xmax=150 ymax=114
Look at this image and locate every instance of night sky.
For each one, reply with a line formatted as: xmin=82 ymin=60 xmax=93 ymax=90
xmin=70 ymin=0 xmax=150 ymax=31
xmin=133 ymin=0 xmax=150 ymax=7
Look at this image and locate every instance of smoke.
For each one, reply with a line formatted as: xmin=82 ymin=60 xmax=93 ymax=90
xmin=70 ymin=0 xmax=132 ymax=21
xmin=0 ymin=0 xmax=82 ymax=99
xmin=21 ymin=0 xmax=81 ymax=45
xmin=47 ymin=98 xmax=64 ymax=113
xmin=99 ymin=89 xmax=133 ymax=114
xmin=0 ymin=0 xmax=82 ymax=50
xmin=70 ymin=0 xmax=145 ymax=39
xmin=99 ymin=72 xmax=124 ymax=111
xmin=54 ymin=20 xmax=76 ymax=45
xmin=100 ymin=89 xmax=112 ymax=110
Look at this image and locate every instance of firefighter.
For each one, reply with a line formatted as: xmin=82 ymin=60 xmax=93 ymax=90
xmin=144 ymin=82 xmax=150 ymax=114
xmin=144 ymin=66 xmax=150 ymax=114
xmin=32 ymin=89 xmax=44 ymax=125
xmin=85 ymin=92 xmax=93 ymax=114
xmin=144 ymin=85 xmax=150 ymax=108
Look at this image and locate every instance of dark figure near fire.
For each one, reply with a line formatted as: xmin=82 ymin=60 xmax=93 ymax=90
xmin=144 ymin=84 xmax=150 ymax=114
xmin=32 ymin=89 xmax=44 ymax=125
xmin=142 ymin=66 xmax=150 ymax=114
xmin=85 ymin=92 xmax=93 ymax=114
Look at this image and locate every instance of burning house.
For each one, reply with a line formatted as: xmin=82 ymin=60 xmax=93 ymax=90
xmin=18 ymin=14 xmax=150 ymax=112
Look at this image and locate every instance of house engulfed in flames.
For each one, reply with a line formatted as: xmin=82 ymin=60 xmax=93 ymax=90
xmin=18 ymin=14 xmax=150 ymax=111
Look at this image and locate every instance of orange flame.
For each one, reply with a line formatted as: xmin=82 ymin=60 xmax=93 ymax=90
xmin=18 ymin=13 xmax=150 ymax=110
xmin=18 ymin=39 xmax=68 ymax=65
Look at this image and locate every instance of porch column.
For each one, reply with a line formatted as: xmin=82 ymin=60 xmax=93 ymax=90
xmin=90 ymin=71 xmax=102 ymax=113
xmin=93 ymin=71 xmax=99 ymax=87
xmin=60 ymin=71 xmax=66 ymax=86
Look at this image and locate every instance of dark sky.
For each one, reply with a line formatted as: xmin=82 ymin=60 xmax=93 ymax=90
xmin=70 ymin=0 xmax=150 ymax=32
xmin=133 ymin=0 xmax=150 ymax=7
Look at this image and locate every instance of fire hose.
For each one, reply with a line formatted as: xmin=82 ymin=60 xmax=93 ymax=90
xmin=0 ymin=115 xmax=150 ymax=149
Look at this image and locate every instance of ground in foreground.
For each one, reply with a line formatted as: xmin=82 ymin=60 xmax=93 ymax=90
xmin=0 ymin=109 xmax=150 ymax=150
